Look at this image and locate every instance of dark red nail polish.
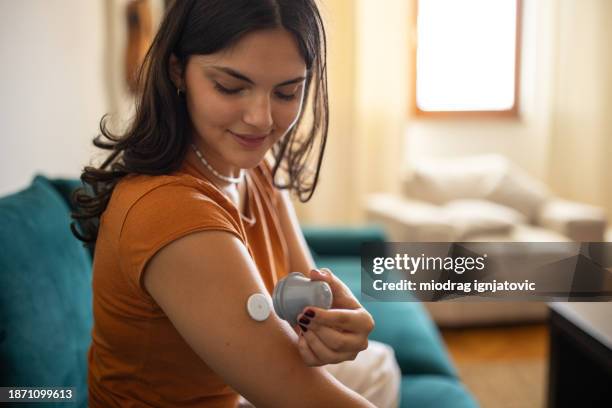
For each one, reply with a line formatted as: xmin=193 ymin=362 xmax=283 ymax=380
xmin=305 ymin=309 xmax=315 ymax=318
xmin=299 ymin=324 xmax=308 ymax=332
xmin=299 ymin=317 xmax=310 ymax=325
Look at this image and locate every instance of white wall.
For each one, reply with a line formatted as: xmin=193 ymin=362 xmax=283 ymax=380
xmin=0 ymin=0 xmax=108 ymax=196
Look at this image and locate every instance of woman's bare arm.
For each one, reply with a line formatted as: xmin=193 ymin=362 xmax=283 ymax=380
xmin=142 ymin=230 xmax=374 ymax=408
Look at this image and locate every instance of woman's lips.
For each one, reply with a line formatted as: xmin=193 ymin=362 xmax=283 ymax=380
xmin=229 ymin=130 xmax=268 ymax=148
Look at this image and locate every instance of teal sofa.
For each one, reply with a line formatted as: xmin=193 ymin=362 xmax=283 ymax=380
xmin=0 ymin=174 xmax=478 ymax=408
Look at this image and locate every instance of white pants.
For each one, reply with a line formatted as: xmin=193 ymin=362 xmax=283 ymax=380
xmin=324 ymin=340 xmax=401 ymax=408
xmin=238 ymin=340 xmax=401 ymax=408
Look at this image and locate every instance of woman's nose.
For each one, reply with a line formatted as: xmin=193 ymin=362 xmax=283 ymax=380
xmin=243 ymin=93 xmax=273 ymax=132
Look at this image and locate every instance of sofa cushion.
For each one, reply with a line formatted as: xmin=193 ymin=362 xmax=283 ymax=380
xmin=536 ymin=199 xmax=607 ymax=242
xmin=366 ymin=194 xmax=459 ymax=241
xmin=47 ymin=178 xmax=82 ymax=213
xmin=48 ymin=177 xmax=95 ymax=261
xmin=0 ymin=175 xmax=92 ymax=407
xmin=468 ymin=224 xmax=570 ymax=243
xmin=444 ymin=199 xmax=526 ymax=239
xmin=404 ymin=155 xmax=549 ymax=222
xmin=403 ymin=155 xmax=506 ymax=204
xmin=486 ymin=163 xmax=549 ymax=222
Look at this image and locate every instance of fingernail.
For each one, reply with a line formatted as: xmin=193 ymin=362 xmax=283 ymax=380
xmin=318 ymin=269 xmax=329 ymax=276
xmin=299 ymin=317 xmax=310 ymax=325
xmin=299 ymin=324 xmax=308 ymax=332
xmin=304 ymin=309 xmax=315 ymax=318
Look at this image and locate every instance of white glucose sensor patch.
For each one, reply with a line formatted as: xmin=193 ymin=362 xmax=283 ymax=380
xmin=247 ymin=293 xmax=271 ymax=321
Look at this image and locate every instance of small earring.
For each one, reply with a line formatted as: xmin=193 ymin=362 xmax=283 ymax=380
xmin=176 ymin=87 xmax=183 ymax=97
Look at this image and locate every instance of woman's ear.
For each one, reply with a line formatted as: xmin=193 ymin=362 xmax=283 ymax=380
xmin=168 ymin=53 xmax=184 ymax=90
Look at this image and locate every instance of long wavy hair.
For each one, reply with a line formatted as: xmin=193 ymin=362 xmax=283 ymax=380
xmin=71 ymin=0 xmax=328 ymax=251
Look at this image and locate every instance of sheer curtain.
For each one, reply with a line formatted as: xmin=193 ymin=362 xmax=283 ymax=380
xmin=548 ymin=0 xmax=612 ymax=218
xmin=294 ymin=0 xmax=410 ymax=225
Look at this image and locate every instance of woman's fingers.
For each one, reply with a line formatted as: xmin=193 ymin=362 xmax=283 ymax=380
xmin=300 ymin=306 xmax=374 ymax=333
xmin=295 ymin=310 xmax=370 ymax=366
xmin=305 ymin=323 xmax=368 ymax=353
xmin=302 ymin=328 xmax=358 ymax=364
xmin=294 ymin=268 xmax=375 ymax=366
xmin=296 ymin=334 xmax=321 ymax=366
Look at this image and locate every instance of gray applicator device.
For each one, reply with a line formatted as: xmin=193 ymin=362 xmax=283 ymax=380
xmin=272 ymin=272 xmax=333 ymax=325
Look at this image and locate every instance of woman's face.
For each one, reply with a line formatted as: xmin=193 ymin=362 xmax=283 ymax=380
xmin=176 ymin=28 xmax=307 ymax=175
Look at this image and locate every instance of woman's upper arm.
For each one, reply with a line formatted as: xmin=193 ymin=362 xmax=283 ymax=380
xmin=276 ymin=189 xmax=317 ymax=273
xmin=142 ymin=230 xmax=372 ymax=408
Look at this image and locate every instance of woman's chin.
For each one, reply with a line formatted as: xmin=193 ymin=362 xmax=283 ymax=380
xmin=232 ymin=152 xmax=268 ymax=170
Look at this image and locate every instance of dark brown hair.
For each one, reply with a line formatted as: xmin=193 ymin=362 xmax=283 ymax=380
xmin=71 ymin=0 xmax=328 ymax=251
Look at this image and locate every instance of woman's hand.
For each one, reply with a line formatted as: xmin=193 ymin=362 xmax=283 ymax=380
xmin=295 ymin=268 xmax=375 ymax=366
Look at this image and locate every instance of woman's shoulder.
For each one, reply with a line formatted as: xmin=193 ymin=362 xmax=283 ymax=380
xmin=104 ymin=172 xmax=236 ymax=234
xmin=113 ymin=172 xmax=223 ymax=209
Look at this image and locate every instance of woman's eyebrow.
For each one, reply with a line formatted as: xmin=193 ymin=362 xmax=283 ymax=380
xmin=211 ymin=66 xmax=305 ymax=87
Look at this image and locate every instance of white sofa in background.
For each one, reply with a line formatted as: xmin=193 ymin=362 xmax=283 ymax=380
xmin=366 ymin=155 xmax=608 ymax=327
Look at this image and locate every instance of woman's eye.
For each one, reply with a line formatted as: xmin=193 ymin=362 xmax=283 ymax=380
xmin=275 ymin=91 xmax=297 ymax=101
xmin=214 ymin=82 xmax=243 ymax=95
xmin=214 ymin=81 xmax=297 ymax=101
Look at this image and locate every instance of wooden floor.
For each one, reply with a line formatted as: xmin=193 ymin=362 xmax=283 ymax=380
xmin=441 ymin=324 xmax=549 ymax=362
xmin=441 ymin=324 xmax=549 ymax=408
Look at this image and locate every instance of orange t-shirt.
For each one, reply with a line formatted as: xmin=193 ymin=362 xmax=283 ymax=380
xmin=88 ymin=153 xmax=290 ymax=407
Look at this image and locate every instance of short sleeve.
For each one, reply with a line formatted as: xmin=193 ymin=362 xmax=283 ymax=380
xmin=118 ymin=181 xmax=245 ymax=297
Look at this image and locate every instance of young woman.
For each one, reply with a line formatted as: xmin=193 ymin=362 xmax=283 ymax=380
xmin=72 ymin=1 xmax=400 ymax=407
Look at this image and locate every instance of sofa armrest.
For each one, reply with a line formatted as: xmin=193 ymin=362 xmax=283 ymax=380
xmin=365 ymin=193 xmax=457 ymax=242
xmin=536 ymin=199 xmax=607 ymax=241
xmin=301 ymin=225 xmax=386 ymax=257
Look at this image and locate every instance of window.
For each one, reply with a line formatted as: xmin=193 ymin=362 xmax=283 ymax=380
xmin=412 ymin=0 xmax=522 ymax=117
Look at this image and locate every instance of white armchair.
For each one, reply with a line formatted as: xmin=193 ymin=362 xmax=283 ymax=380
xmin=537 ymin=199 xmax=607 ymax=242
xmin=367 ymin=155 xmax=606 ymax=243
xmin=365 ymin=155 xmax=608 ymax=326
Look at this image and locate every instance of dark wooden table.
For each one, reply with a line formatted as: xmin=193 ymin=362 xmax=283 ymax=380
xmin=547 ymin=302 xmax=612 ymax=408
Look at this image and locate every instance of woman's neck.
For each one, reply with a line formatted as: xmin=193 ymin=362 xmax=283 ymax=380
xmin=186 ymin=149 xmax=247 ymax=212
xmin=190 ymin=141 xmax=242 ymax=182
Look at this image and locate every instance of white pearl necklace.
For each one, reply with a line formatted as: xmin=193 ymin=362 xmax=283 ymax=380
xmin=190 ymin=143 xmax=244 ymax=184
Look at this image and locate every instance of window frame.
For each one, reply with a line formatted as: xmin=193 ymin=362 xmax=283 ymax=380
xmin=410 ymin=0 xmax=523 ymax=119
